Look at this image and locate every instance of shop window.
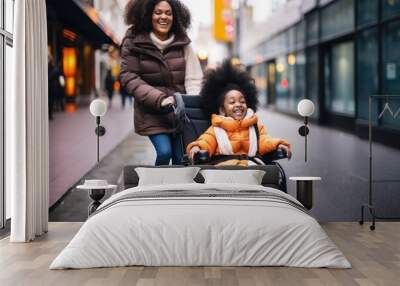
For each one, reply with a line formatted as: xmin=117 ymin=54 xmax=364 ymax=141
xmin=295 ymin=51 xmax=306 ymax=102
xmin=296 ymin=20 xmax=306 ymax=50
xmin=357 ymin=0 xmax=378 ymax=26
xmin=306 ymin=47 xmax=319 ymax=118
xmin=275 ymin=32 xmax=295 ymax=54
xmin=250 ymin=63 xmax=267 ymax=106
xmin=273 ymin=33 xmax=287 ymax=56
xmin=268 ymin=37 xmax=277 ymax=57
xmin=275 ymin=56 xmax=290 ymax=110
xmin=321 ymin=0 xmax=354 ymax=40
xmin=382 ymin=20 xmax=400 ymax=129
xmin=287 ymin=27 xmax=296 ymax=52
xmin=306 ymin=11 xmax=319 ymax=45
xmin=287 ymin=56 xmax=296 ymax=112
xmin=324 ymin=41 xmax=355 ymax=116
xmin=382 ymin=0 xmax=400 ymax=20
xmin=357 ymin=28 xmax=379 ymax=122
xmin=267 ymin=62 xmax=277 ymax=105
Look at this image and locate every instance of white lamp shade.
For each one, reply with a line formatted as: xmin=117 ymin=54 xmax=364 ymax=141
xmin=89 ymin=99 xmax=107 ymax=117
xmin=297 ymin=99 xmax=315 ymax=117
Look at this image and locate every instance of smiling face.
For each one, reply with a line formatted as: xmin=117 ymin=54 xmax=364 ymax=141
xmin=152 ymin=1 xmax=173 ymax=40
xmin=219 ymin=90 xmax=248 ymax=120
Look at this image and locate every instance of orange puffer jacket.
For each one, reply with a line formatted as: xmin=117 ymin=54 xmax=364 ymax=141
xmin=186 ymin=113 xmax=290 ymax=159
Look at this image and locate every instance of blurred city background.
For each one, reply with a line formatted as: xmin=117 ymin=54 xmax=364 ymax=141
xmin=1 ymin=0 xmax=400 ymax=229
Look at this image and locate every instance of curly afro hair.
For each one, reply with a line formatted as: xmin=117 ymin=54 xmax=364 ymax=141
xmin=124 ymin=0 xmax=191 ymax=37
xmin=200 ymin=60 xmax=259 ymax=116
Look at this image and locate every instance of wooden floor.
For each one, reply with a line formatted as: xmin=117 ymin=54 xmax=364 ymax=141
xmin=0 ymin=222 xmax=399 ymax=286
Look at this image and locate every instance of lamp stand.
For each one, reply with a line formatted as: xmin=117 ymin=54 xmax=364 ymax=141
xmin=304 ymin=117 xmax=308 ymax=162
xmin=97 ymin=116 xmax=100 ymax=165
xmin=298 ymin=116 xmax=310 ymax=163
xmin=94 ymin=116 xmax=106 ymax=168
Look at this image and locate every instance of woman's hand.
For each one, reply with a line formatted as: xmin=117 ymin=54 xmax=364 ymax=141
xmin=189 ymin=146 xmax=201 ymax=161
xmin=161 ymin=96 xmax=175 ymax=107
xmin=278 ymin=144 xmax=292 ymax=160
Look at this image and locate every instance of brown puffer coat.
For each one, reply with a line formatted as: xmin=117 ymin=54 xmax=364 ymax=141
xmin=120 ymin=28 xmax=189 ymax=136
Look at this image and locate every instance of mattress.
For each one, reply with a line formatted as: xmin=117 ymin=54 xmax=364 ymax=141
xmin=50 ymin=183 xmax=350 ymax=269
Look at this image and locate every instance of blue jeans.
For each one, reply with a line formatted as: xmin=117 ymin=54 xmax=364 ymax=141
xmin=149 ymin=133 xmax=183 ymax=165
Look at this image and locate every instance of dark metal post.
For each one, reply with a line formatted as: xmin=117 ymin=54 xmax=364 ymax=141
xmin=96 ymin=116 xmax=100 ymax=166
xmin=369 ymin=96 xmax=372 ymax=206
xmin=305 ymin=117 xmax=308 ymax=162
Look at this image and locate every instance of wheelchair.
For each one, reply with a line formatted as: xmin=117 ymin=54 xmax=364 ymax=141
xmin=177 ymin=94 xmax=288 ymax=193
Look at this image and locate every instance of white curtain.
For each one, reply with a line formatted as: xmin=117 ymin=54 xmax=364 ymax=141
xmin=9 ymin=0 xmax=49 ymax=242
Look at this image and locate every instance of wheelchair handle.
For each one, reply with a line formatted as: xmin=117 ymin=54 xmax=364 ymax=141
xmin=194 ymin=150 xmax=210 ymax=163
xmin=262 ymin=148 xmax=287 ymax=162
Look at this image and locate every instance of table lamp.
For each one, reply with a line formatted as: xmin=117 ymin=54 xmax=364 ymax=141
xmin=297 ymin=99 xmax=315 ymax=162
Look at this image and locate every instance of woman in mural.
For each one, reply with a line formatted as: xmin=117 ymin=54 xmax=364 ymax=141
xmin=120 ymin=0 xmax=203 ymax=165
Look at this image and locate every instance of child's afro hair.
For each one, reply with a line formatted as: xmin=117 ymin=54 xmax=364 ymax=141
xmin=200 ymin=60 xmax=258 ymax=116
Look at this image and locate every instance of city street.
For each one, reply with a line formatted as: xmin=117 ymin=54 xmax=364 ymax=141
xmin=50 ymin=105 xmax=400 ymax=222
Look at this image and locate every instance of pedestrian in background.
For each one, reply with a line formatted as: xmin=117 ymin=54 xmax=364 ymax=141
xmin=55 ymin=63 xmax=65 ymax=112
xmin=120 ymin=0 xmax=203 ymax=166
xmin=105 ymin=69 xmax=115 ymax=108
xmin=48 ymin=54 xmax=57 ymax=120
xmin=119 ymin=82 xmax=132 ymax=109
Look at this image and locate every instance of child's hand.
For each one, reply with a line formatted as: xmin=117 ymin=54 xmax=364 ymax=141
xmin=278 ymin=144 xmax=292 ymax=160
xmin=189 ymin=146 xmax=201 ymax=161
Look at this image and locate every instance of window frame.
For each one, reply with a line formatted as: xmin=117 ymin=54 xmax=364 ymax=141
xmin=1 ymin=0 xmax=14 ymax=229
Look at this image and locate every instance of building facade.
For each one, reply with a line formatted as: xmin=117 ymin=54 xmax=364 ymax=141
xmin=241 ymin=0 xmax=400 ymax=147
xmin=46 ymin=0 xmax=118 ymax=110
xmin=93 ymin=0 xmax=126 ymax=94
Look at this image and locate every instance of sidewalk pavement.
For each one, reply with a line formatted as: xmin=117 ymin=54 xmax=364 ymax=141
xmin=49 ymin=95 xmax=134 ymax=206
xmin=50 ymin=106 xmax=400 ymax=222
xmin=259 ymin=109 xmax=400 ymax=222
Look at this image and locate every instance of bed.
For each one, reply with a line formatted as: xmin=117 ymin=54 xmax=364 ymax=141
xmin=50 ymin=165 xmax=350 ymax=269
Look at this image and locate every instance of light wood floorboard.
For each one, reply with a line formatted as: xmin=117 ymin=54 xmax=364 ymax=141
xmin=0 ymin=222 xmax=399 ymax=286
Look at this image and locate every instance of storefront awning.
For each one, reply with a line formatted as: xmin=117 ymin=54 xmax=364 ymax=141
xmin=46 ymin=0 xmax=120 ymax=48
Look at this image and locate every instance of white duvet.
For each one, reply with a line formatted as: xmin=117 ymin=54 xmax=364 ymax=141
xmin=50 ymin=183 xmax=351 ymax=269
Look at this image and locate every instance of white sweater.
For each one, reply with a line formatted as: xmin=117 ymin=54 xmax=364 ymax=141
xmin=150 ymin=32 xmax=203 ymax=95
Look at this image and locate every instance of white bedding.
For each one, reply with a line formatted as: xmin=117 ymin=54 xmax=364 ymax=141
xmin=50 ymin=183 xmax=351 ymax=269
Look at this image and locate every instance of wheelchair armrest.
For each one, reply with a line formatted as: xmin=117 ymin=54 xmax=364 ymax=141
xmin=184 ymin=149 xmax=287 ymax=165
xmin=262 ymin=149 xmax=287 ymax=162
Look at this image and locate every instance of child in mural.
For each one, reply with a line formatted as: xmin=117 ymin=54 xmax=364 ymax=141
xmin=187 ymin=60 xmax=292 ymax=166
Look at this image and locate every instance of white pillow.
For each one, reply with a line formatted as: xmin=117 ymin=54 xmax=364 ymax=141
xmin=135 ymin=167 xmax=200 ymax=186
xmin=200 ymin=169 xmax=266 ymax=185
